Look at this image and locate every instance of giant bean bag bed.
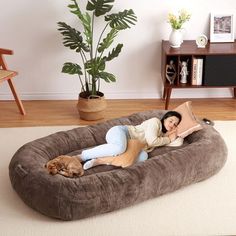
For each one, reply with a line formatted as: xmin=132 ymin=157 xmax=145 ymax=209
xmin=9 ymin=102 xmax=227 ymax=220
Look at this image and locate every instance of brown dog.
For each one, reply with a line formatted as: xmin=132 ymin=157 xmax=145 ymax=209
xmin=45 ymin=155 xmax=84 ymax=177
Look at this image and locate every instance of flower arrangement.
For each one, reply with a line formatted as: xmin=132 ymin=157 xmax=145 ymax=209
xmin=167 ymin=9 xmax=191 ymax=30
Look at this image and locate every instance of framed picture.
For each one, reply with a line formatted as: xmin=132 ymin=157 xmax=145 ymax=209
xmin=210 ymin=12 xmax=235 ymax=43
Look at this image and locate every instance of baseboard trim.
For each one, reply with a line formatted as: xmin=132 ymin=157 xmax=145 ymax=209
xmin=0 ymin=88 xmax=233 ymax=100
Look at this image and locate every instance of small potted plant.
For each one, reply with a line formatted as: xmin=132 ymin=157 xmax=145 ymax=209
xmin=58 ymin=0 xmax=137 ymax=120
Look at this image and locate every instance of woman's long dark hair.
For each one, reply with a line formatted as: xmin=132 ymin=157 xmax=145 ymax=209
xmin=161 ymin=111 xmax=182 ymax=133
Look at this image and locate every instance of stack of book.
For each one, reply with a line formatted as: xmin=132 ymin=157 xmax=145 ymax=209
xmin=192 ymin=58 xmax=203 ymax=85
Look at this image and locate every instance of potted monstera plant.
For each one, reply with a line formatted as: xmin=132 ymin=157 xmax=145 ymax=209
xmin=58 ymin=0 xmax=137 ymax=120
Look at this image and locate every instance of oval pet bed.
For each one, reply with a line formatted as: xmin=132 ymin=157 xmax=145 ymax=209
xmin=9 ymin=103 xmax=227 ymax=221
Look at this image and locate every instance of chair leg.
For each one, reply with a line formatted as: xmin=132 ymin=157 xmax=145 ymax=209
xmin=7 ymin=79 xmax=26 ymax=115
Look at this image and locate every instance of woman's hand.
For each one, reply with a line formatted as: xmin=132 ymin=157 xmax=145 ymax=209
xmin=165 ymin=127 xmax=177 ymax=135
xmin=166 ymin=128 xmax=178 ymax=142
xmin=168 ymin=132 xmax=178 ymax=142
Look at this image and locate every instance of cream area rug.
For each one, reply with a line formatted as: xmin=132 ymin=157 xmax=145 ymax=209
xmin=0 ymin=121 xmax=235 ymax=236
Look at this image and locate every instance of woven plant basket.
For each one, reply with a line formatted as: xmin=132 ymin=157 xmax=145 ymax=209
xmin=77 ymin=92 xmax=107 ymax=121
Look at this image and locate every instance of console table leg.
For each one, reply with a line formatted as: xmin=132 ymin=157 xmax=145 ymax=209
xmin=163 ymin=88 xmax=167 ymax=99
xmin=234 ymin=87 xmax=236 ymax=98
xmin=165 ymin=87 xmax=172 ymax=110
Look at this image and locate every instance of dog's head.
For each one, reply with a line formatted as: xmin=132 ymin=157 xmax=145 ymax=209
xmin=45 ymin=160 xmax=60 ymax=175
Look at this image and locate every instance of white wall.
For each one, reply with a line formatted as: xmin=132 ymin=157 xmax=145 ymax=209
xmin=0 ymin=0 xmax=235 ymax=100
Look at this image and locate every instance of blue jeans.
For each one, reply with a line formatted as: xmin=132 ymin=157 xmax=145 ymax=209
xmin=81 ymin=125 xmax=148 ymax=163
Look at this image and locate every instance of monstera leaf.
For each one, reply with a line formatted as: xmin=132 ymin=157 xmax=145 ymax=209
xmin=105 ymin=9 xmax=137 ymax=30
xmin=86 ymin=0 xmax=114 ymax=17
xmin=85 ymin=58 xmax=105 ymax=78
xmin=57 ymin=22 xmax=89 ymax=52
xmin=105 ymin=44 xmax=123 ymax=61
xmin=62 ymin=62 xmax=83 ymax=75
xmin=98 ymin=28 xmax=118 ymax=53
xmin=68 ymin=0 xmax=92 ymax=45
xmin=99 ymin=71 xmax=116 ymax=82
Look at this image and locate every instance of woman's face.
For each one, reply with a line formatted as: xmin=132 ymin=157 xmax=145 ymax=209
xmin=164 ymin=116 xmax=180 ymax=131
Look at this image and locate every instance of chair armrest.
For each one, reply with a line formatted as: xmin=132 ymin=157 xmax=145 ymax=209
xmin=0 ymin=48 xmax=13 ymax=55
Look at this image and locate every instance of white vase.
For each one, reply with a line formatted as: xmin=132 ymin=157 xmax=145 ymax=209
xmin=169 ymin=29 xmax=183 ymax=48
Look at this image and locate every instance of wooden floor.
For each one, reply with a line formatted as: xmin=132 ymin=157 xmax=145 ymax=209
xmin=0 ymin=98 xmax=235 ymax=127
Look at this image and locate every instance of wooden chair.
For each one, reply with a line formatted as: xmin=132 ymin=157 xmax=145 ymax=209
xmin=0 ymin=48 xmax=26 ymax=115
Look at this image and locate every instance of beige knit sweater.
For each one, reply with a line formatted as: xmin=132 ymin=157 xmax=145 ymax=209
xmin=126 ymin=117 xmax=171 ymax=152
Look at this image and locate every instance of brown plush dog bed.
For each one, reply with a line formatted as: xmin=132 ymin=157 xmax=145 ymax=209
xmin=9 ymin=109 xmax=227 ymax=220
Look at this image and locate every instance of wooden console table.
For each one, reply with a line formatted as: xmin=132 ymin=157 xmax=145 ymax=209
xmin=161 ymin=40 xmax=236 ymax=109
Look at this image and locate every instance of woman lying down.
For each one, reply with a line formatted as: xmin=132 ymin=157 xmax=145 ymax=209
xmin=45 ymin=111 xmax=182 ymax=177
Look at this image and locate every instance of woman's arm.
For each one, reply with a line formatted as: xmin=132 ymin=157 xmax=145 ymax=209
xmin=144 ymin=118 xmax=171 ymax=147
